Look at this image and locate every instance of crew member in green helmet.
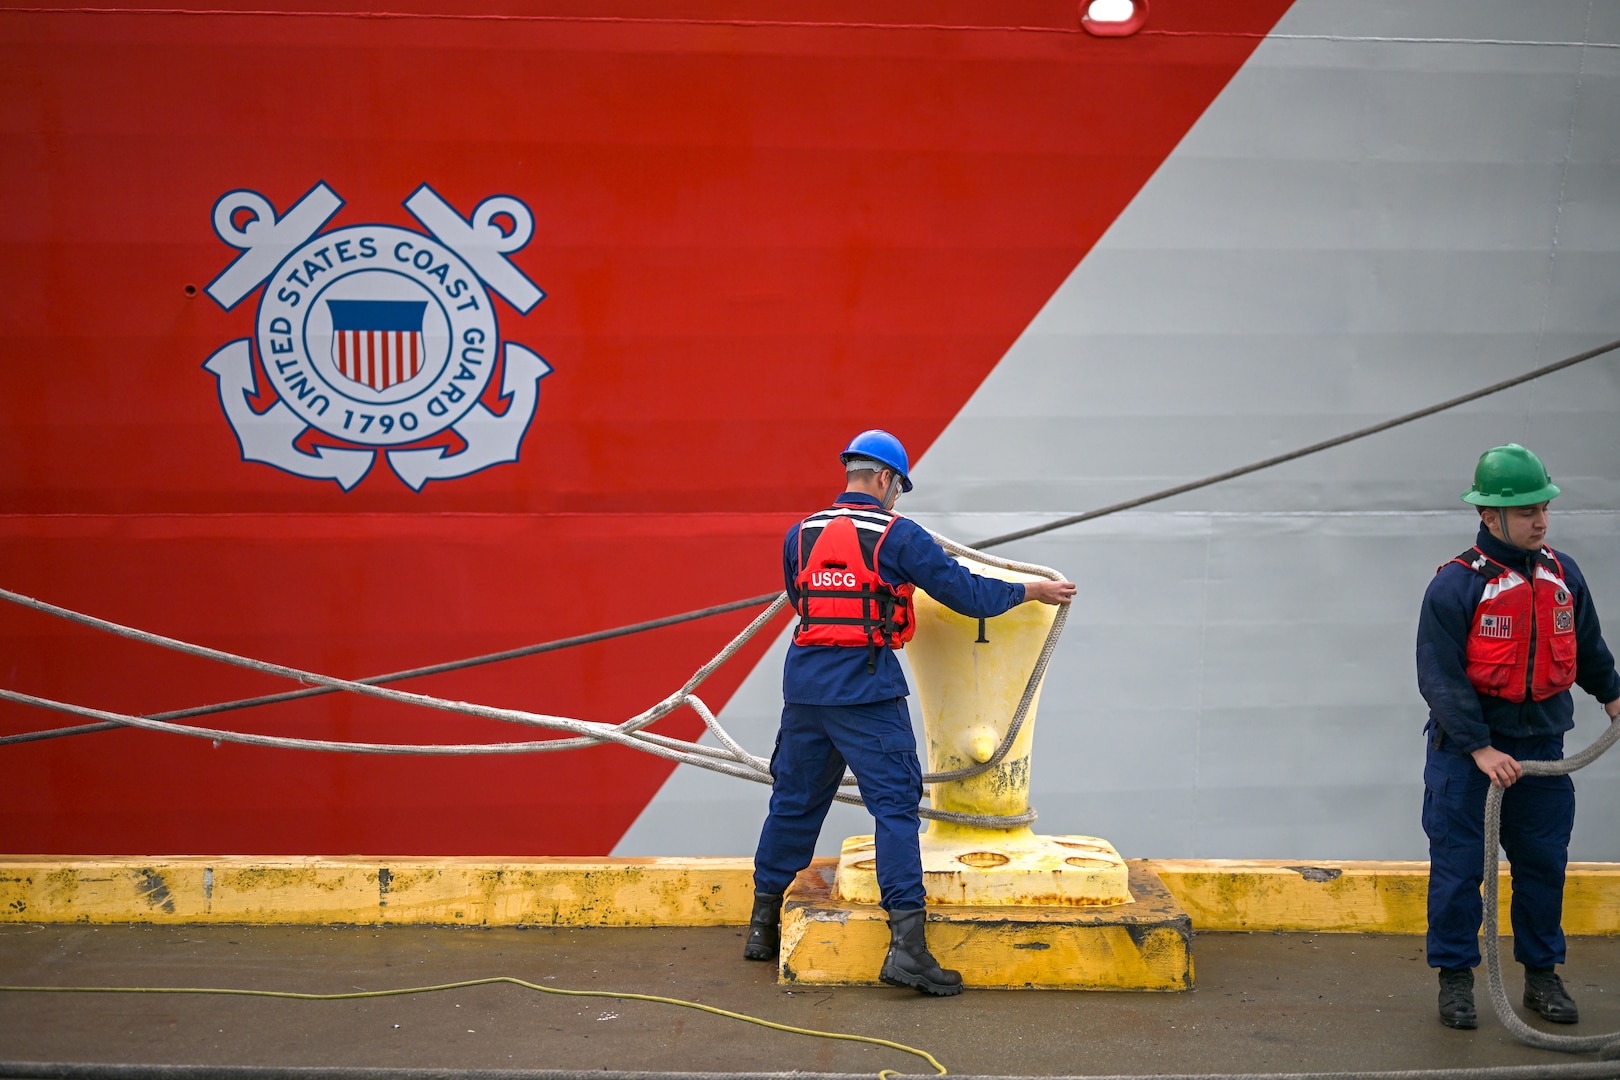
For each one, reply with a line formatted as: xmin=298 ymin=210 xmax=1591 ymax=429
xmin=1416 ymin=445 xmax=1620 ymax=1030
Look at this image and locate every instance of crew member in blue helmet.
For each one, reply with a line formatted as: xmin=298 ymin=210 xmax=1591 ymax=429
xmin=1417 ymin=444 xmax=1620 ymax=1030
xmin=743 ymin=430 xmax=1076 ymax=995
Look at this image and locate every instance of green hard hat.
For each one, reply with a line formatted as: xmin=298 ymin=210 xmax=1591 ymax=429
xmin=1461 ymin=444 xmax=1561 ymax=507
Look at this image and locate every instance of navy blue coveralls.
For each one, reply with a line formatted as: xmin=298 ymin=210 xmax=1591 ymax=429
xmin=751 ymin=492 xmax=1028 ymax=911
xmin=1416 ymin=525 xmax=1620 ymax=972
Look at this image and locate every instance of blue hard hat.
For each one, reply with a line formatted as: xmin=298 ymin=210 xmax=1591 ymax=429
xmin=839 ymin=429 xmax=913 ymax=492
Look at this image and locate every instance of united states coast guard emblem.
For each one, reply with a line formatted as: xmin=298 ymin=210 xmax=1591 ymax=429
xmin=202 ymin=181 xmax=550 ymax=490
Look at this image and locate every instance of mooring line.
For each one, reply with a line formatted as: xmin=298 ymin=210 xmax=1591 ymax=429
xmin=2 ymin=335 xmax=1617 ymax=753
xmin=0 ymin=592 xmax=780 ymax=748
xmin=969 ymin=335 xmax=1620 ymax=549
xmin=0 ymin=530 xmax=1065 ymax=828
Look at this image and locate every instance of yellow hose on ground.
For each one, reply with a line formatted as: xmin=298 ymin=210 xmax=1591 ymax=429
xmin=0 ymin=975 xmax=947 ymax=1078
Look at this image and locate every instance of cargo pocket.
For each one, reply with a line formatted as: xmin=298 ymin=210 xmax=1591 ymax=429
xmin=876 ymin=731 xmax=916 ymax=755
xmin=875 ymin=730 xmax=923 ymax=795
xmin=1546 ymin=632 xmax=1578 ymax=692
xmin=1466 ymin=636 xmax=1520 ymax=695
xmin=1421 ymin=761 xmax=1470 ymax=848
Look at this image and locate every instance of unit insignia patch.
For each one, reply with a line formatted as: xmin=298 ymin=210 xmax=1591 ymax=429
xmin=1554 ymin=608 xmax=1575 ymax=634
xmin=1555 ymin=588 xmax=1571 ymax=606
xmin=202 ymin=183 xmax=550 ymax=490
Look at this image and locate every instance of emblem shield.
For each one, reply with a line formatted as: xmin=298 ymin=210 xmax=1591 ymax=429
xmin=328 ymin=299 xmax=428 ymax=392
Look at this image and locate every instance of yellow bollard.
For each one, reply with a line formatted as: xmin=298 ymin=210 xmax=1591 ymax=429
xmin=785 ymin=552 xmax=1192 ymax=989
xmin=832 ymin=555 xmax=1131 ymax=907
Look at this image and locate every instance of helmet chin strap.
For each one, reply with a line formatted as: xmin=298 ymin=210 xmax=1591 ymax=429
xmin=1494 ymin=509 xmax=1518 ymax=550
xmin=1495 ymin=507 xmax=1541 ymax=553
xmin=882 ymin=472 xmax=900 ymax=510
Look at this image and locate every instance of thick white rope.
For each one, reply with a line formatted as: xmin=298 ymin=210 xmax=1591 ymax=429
xmin=0 ymin=534 xmax=1063 ymax=829
xmin=1479 ymin=713 xmax=1620 ymax=1055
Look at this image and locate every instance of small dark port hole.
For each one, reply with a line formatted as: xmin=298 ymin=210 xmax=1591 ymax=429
xmin=183 ymin=284 xmax=198 ymax=297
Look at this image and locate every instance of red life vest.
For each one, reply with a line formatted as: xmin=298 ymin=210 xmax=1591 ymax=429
xmin=793 ymin=503 xmax=915 ymax=671
xmin=1446 ymin=545 xmax=1579 ymax=703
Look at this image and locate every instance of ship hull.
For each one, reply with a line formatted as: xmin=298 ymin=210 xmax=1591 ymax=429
xmin=3 ymin=0 xmax=1618 ymax=861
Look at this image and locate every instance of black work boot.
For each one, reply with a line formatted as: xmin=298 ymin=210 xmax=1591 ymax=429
xmin=878 ymin=908 xmax=962 ymax=996
xmin=1524 ymin=968 xmax=1579 ymax=1024
xmin=742 ymin=892 xmax=783 ymax=961
xmin=1437 ymin=968 xmax=1477 ymax=1029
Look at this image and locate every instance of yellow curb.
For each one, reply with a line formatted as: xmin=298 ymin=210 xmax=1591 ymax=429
xmin=0 ymin=856 xmax=754 ymax=926
xmin=1143 ymin=860 xmax=1620 ymax=935
xmin=5 ymin=856 xmax=1620 ymax=933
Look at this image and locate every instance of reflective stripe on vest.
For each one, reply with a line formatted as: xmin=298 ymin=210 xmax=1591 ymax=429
xmin=1446 ymin=545 xmax=1579 ymax=703
xmin=793 ymin=503 xmax=916 ymax=665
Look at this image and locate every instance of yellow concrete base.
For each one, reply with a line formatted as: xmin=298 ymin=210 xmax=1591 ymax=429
xmin=781 ymin=859 xmax=1191 ymax=991
xmin=834 ymin=832 xmax=1131 ymax=907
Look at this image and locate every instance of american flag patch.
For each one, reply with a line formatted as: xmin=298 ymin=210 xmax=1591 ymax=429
xmin=1477 ymin=614 xmax=1513 ymax=639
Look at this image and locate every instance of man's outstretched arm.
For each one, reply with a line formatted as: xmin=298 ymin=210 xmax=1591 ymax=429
xmin=884 ymin=519 xmax=1073 ymax=617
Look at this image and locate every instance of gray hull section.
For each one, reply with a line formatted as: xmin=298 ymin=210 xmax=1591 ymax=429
xmin=617 ymin=0 xmax=1620 ymax=861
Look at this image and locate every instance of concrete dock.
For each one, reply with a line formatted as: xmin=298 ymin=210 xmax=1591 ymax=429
xmin=4 ymin=924 xmax=1620 ymax=1077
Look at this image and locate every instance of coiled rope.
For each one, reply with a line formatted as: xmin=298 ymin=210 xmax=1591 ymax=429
xmin=0 ymin=531 xmax=1062 ymax=829
xmin=1480 ymin=711 xmax=1620 ymax=1057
